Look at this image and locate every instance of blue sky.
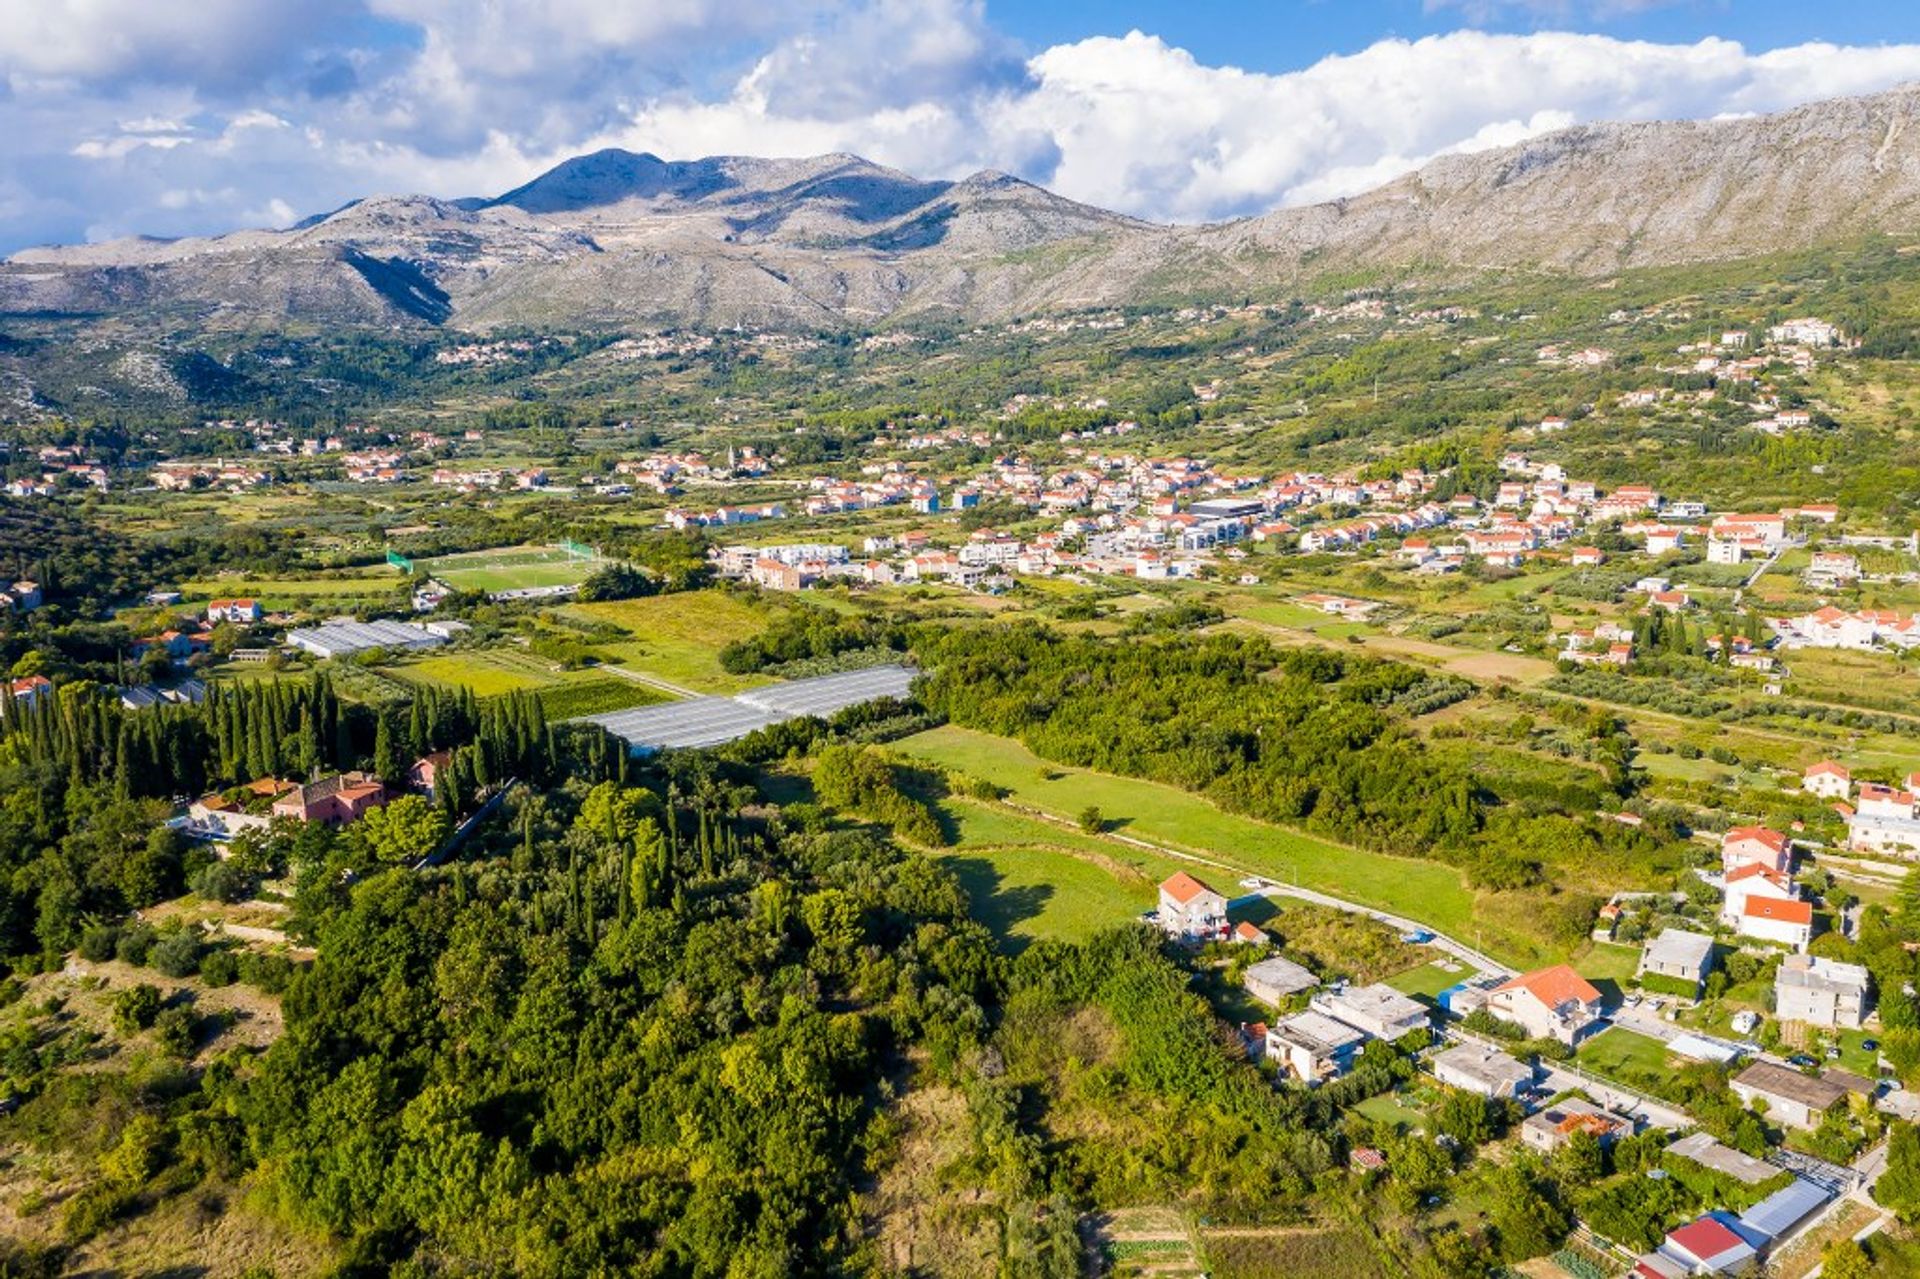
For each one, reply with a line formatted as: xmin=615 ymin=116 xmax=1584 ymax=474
xmin=993 ymin=1 xmax=1920 ymax=69
xmin=1 ymin=0 xmax=1919 ymax=253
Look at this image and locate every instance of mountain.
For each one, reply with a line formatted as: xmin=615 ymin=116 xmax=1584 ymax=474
xmin=5 ymin=85 xmax=1920 ymax=334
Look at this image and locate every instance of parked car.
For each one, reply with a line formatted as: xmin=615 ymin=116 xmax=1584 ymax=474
xmin=1788 ymin=1054 xmax=1818 ymax=1068
xmin=1863 ymin=1038 xmax=1881 ymax=1053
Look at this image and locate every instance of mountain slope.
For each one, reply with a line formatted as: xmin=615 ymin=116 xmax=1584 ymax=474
xmin=5 ymin=85 xmax=1920 ymax=333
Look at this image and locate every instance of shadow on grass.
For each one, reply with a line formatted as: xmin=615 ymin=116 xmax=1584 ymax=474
xmin=939 ymin=855 xmax=1054 ymax=956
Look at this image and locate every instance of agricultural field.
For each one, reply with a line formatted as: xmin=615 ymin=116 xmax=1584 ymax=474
xmin=417 ymin=544 xmax=605 ymax=593
xmin=381 ymin=647 xmax=672 ymax=717
xmin=559 ymin=589 xmax=782 ymax=693
xmin=178 ymin=573 xmax=404 ymax=612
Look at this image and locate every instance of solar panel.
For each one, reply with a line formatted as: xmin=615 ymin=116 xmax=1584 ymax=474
xmin=577 ymin=664 xmax=917 ymax=753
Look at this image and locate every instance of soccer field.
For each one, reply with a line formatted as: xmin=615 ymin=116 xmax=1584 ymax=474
xmin=418 ymin=545 xmax=603 ymax=593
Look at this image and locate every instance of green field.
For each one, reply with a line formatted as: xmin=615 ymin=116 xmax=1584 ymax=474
xmin=1384 ymin=962 xmax=1470 ymax=1000
xmin=1574 ymin=1027 xmax=1676 ymax=1091
xmin=420 ymin=545 xmax=603 ymax=593
xmin=561 ymin=591 xmax=780 ymax=693
xmin=895 ymin=725 xmax=1531 ymax=963
xmin=388 ymin=650 xmax=559 ymax=695
xmin=180 ymin=574 xmax=402 ymax=611
xmin=382 ymin=647 xmax=673 ymax=717
xmin=530 ymin=678 xmax=671 ymax=719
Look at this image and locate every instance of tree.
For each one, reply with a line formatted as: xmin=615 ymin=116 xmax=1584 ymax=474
xmin=1821 ymin=1239 xmax=1873 ymax=1279
xmin=1877 ymin=1121 xmax=1920 ymax=1222
xmin=112 ymin=983 xmax=163 ymax=1034
xmin=1077 ymin=805 xmax=1104 ymax=834
xmin=373 ymin=713 xmax=403 ymax=785
xmin=355 ymin=795 xmax=450 ymax=867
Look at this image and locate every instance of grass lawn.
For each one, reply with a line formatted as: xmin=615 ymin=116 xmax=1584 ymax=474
xmin=895 ymin=725 xmax=1543 ymax=965
xmin=1576 ymin=940 xmax=1647 ymax=986
xmin=1350 ymin=1091 xmax=1429 ymax=1135
xmin=561 ymin=590 xmax=778 ymax=693
xmin=934 ymin=799 xmax=1181 ymax=952
xmin=1385 ymin=961 xmax=1470 ymax=1001
xmin=1574 ymin=1027 xmax=1676 ymax=1092
xmin=421 ymin=545 xmax=604 ymax=594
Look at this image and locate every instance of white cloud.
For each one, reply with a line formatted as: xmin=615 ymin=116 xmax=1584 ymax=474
xmin=2 ymin=4 xmax=1920 ymax=252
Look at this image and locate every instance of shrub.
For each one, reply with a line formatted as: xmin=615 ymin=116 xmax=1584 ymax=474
xmin=114 ymin=924 xmax=156 ymax=966
xmin=191 ymin=859 xmax=258 ymax=904
xmin=152 ymin=1006 xmax=196 ymax=1059
xmin=237 ymin=952 xmax=295 ymax=994
xmin=198 ymin=950 xmax=239 ymax=988
xmin=77 ymin=924 xmax=120 ymax=964
xmin=148 ymin=932 xmax=203 ymax=979
xmin=110 ymin=984 xmax=163 ymax=1034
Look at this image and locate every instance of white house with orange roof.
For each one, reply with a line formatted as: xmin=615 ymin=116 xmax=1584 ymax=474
xmin=1721 ymin=865 xmax=1799 ymax=928
xmin=1721 ymin=826 xmax=1791 ymax=875
xmin=1157 ymin=872 xmax=1228 ymax=943
xmin=1736 ymin=896 xmax=1813 ymax=950
xmin=1485 ymin=965 xmax=1605 ymax=1045
xmin=1801 ymin=761 xmax=1851 ymax=800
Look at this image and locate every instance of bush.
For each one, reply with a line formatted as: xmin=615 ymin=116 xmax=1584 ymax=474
xmin=110 ymin=984 xmax=163 ymax=1034
xmin=152 ymin=1006 xmax=196 ymax=1059
xmin=191 ymin=859 xmax=258 ymax=904
xmin=77 ymin=924 xmax=120 ymax=964
xmin=198 ymin=950 xmax=239 ymax=988
xmin=114 ymin=924 xmax=156 ymax=966
xmin=237 ymin=952 xmax=295 ymax=995
xmin=148 ymin=932 xmax=203 ymax=979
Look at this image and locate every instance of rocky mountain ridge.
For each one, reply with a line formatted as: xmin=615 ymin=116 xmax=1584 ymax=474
xmin=5 ymin=85 xmax=1920 ymax=333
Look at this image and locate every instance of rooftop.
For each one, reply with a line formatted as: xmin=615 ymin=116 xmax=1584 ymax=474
xmin=1776 ymin=953 xmax=1869 ymax=997
xmin=1641 ymin=927 xmax=1714 ymax=973
xmin=1666 ymin=1132 xmax=1777 ymax=1186
xmin=1270 ymin=1010 xmax=1366 ymax=1054
xmin=1494 ymin=964 xmax=1602 ymax=1008
xmin=1433 ymin=1042 xmax=1535 ymax=1089
xmin=1732 ymin=1060 xmax=1847 ymax=1112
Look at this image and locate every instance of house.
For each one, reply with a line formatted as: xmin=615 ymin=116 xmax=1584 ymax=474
xmin=1521 ymin=1097 xmax=1632 ymax=1153
xmin=408 ymin=751 xmax=452 ymax=798
xmin=271 ymin=771 xmax=389 ymax=826
xmin=206 ymin=598 xmax=263 ymax=624
xmin=1266 ymin=1011 xmax=1368 ymax=1084
xmin=1720 ymin=865 xmax=1799 ymax=929
xmin=1666 ymin=1132 xmax=1777 ymax=1187
xmin=1721 ymin=826 xmax=1791 ymax=875
xmin=1156 ymin=872 xmax=1228 ymax=943
xmin=1231 ymin=921 xmax=1268 ymax=947
xmin=4 ymin=580 xmax=41 ymax=611
xmin=1431 ymin=1042 xmax=1535 ymax=1099
xmin=1570 ymin=546 xmax=1605 ymax=567
xmin=1736 ymin=896 xmax=1813 ymax=951
xmin=1310 ymin=984 xmax=1431 ymax=1042
xmin=1243 ymin=955 xmax=1318 ymax=1006
xmin=1638 ymin=928 xmax=1715 ymax=997
xmin=1730 ymin=1060 xmax=1846 ymax=1131
xmin=1801 ymin=761 xmax=1851 ymax=799
xmin=185 ymin=793 xmax=274 ymax=841
xmin=1656 ymin=1216 xmax=1758 ymax=1275
xmin=8 ymin=674 xmax=54 ymax=709
xmin=1774 ymin=954 xmax=1870 ymax=1029
xmin=1486 ymin=965 xmax=1605 ymax=1045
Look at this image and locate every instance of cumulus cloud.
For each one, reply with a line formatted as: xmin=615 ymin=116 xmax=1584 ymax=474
xmin=1 ymin=1 xmax=1919 ymax=252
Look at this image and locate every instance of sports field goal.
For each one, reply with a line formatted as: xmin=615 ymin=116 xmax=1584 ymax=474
xmin=386 ymin=549 xmax=415 ymax=575
xmin=558 ymin=539 xmax=597 ymax=561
